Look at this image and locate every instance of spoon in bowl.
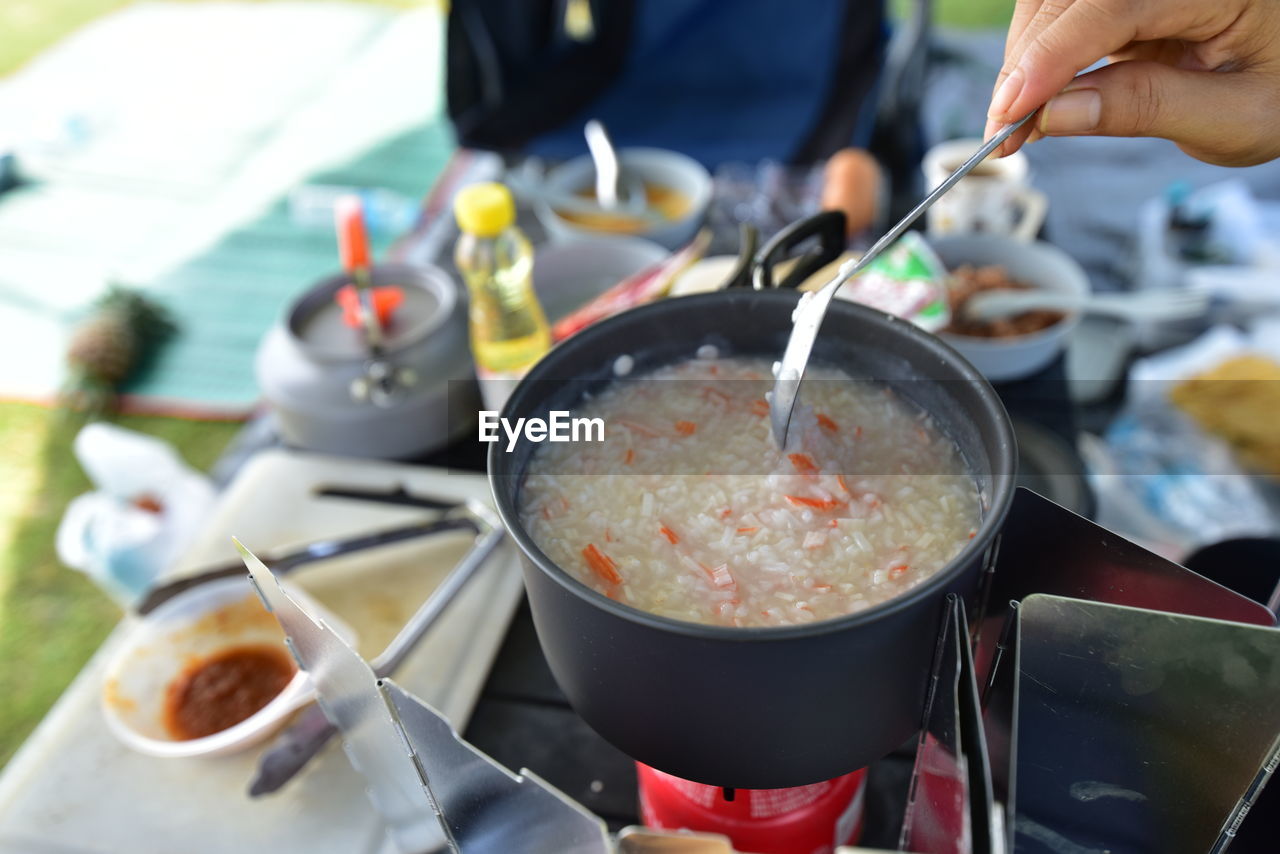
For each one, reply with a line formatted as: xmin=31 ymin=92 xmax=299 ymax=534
xmin=584 ymin=119 xmax=646 ymax=213
xmin=963 ymin=286 xmax=1210 ymax=324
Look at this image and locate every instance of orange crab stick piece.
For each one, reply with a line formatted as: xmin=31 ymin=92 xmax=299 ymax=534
xmin=788 ymin=453 xmax=819 ymax=474
xmin=582 ymin=544 xmax=622 ymax=585
xmin=784 ymin=495 xmax=844 ymax=511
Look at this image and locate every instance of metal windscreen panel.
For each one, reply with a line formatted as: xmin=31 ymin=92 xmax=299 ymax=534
xmin=242 ymin=544 xmax=450 ymax=853
xmin=974 ymin=489 xmax=1275 ymax=685
xmin=1012 ymin=594 xmax=1280 ymax=854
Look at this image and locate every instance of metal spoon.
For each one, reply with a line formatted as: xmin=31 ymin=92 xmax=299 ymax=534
xmin=964 ymin=286 xmax=1210 ymax=323
xmin=768 ymin=113 xmax=1035 ymax=447
xmin=583 ymin=119 xmax=644 ymax=212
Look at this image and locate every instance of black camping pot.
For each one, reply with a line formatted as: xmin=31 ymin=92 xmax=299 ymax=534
xmin=488 ymin=247 xmax=1016 ymax=789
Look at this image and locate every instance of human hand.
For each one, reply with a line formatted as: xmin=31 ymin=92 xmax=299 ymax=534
xmin=985 ymin=0 xmax=1280 ymax=166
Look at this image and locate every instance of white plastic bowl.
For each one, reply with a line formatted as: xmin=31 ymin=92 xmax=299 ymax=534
xmin=102 ymin=575 xmax=354 ymax=758
xmin=534 ymin=148 xmax=713 ymax=250
xmin=931 ymin=235 xmax=1090 ymax=382
xmin=533 ymin=235 xmax=668 ymax=322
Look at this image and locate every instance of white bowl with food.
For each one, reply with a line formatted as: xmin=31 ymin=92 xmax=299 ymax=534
xmin=534 ymin=148 xmax=712 ymax=250
xmin=102 ymin=575 xmax=354 ymax=758
xmin=931 ymin=234 xmax=1090 ymax=382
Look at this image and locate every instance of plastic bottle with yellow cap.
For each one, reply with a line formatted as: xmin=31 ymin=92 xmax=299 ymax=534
xmin=453 ymin=182 xmax=550 ymax=409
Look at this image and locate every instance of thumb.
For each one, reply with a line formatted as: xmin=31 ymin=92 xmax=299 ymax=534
xmin=1037 ymin=60 xmax=1280 ymax=167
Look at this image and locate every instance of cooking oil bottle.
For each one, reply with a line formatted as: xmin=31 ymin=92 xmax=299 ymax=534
xmin=453 ymin=182 xmax=550 ymax=410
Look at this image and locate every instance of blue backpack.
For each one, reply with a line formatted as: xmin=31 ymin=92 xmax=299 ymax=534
xmin=446 ymin=0 xmax=891 ymax=168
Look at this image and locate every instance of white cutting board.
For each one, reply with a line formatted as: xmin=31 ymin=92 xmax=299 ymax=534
xmin=0 ymin=449 xmax=524 ymax=854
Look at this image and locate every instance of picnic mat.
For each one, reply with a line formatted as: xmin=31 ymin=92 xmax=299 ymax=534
xmin=0 ymin=2 xmax=455 ymax=415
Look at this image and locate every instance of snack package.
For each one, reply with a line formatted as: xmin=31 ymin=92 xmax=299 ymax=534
xmin=833 ymin=232 xmax=951 ymax=332
xmin=1169 ymin=354 xmax=1280 ymax=476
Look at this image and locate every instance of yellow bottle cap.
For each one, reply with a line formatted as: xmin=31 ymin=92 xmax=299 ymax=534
xmin=453 ymin=182 xmax=515 ymax=237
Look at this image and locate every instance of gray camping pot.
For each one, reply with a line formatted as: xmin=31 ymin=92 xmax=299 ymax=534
xmin=489 ymin=288 xmax=1017 ymax=789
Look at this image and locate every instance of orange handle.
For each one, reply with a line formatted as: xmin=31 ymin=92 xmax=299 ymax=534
xmin=335 ymin=194 xmax=371 ymax=272
xmin=336 ymin=285 xmax=404 ymax=328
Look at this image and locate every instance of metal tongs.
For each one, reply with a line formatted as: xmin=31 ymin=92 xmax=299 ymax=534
xmin=134 ymin=486 xmax=463 ymax=616
xmin=768 ymin=114 xmax=1034 ymax=446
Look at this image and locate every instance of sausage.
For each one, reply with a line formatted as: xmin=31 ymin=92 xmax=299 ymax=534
xmin=820 ymin=148 xmax=883 ymax=237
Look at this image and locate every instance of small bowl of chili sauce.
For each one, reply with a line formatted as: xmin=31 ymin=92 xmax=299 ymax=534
xmin=102 ymin=575 xmax=355 ymax=758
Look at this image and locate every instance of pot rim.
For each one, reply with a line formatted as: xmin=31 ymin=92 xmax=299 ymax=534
xmin=489 ymin=290 xmax=1018 ymax=643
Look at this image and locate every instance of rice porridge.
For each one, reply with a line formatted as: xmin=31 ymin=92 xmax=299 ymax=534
xmin=519 ymin=355 xmax=981 ymax=627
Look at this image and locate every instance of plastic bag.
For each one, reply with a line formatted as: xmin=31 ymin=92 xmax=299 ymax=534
xmin=55 ymin=423 xmax=216 ymax=605
xmin=1085 ymin=322 xmax=1280 ymax=557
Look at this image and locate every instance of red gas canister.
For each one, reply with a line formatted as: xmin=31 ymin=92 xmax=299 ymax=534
xmin=636 ymin=763 xmax=868 ymax=854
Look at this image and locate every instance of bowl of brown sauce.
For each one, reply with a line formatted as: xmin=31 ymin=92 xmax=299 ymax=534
xmin=102 ymin=576 xmax=354 ymax=758
xmin=534 ymin=147 xmax=712 ymax=250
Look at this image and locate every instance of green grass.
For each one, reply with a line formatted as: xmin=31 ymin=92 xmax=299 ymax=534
xmin=0 ymin=403 xmax=239 ymax=765
xmin=919 ymin=0 xmax=1014 ymax=29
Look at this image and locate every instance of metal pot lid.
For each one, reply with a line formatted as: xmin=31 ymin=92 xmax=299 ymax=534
xmin=287 ymin=263 xmax=457 ymax=364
